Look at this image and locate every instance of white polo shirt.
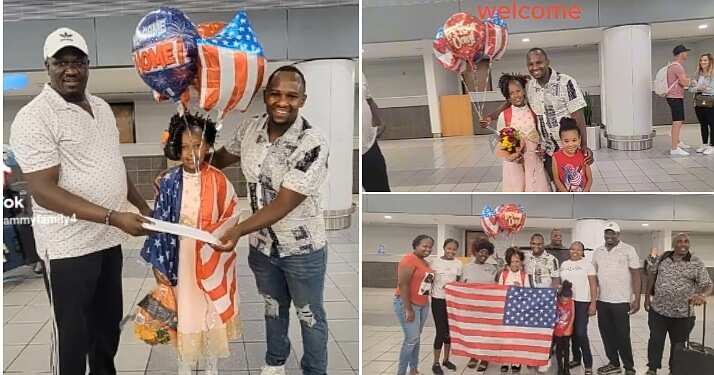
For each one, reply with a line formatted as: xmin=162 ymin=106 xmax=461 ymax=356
xmin=592 ymin=240 xmax=641 ymax=303
xmin=9 ymin=84 xmax=128 ymax=260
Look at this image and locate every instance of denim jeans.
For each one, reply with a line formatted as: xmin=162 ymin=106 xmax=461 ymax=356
xmin=393 ymin=297 xmax=429 ymax=375
xmin=248 ymin=247 xmax=328 ymax=375
xmin=571 ymin=301 xmax=594 ymax=367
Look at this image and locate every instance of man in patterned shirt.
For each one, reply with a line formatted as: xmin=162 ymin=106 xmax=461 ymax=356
xmin=211 ymin=65 xmax=329 ymax=375
xmin=644 ymin=233 xmax=712 ymax=375
xmin=524 ymin=232 xmax=561 ymax=373
xmin=482 ymin=48 xmax=592 ymax=181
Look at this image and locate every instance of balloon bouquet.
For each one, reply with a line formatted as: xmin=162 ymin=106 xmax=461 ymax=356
xmin=480 ymin=203 xmax=526 ymax=266
xmin=129 ymin=7 xmax=265 ymax=345
xmin=433 ymin=11 xmax=508 ymax=129
xmin=132 ymin=7 xmax=266 ymax=165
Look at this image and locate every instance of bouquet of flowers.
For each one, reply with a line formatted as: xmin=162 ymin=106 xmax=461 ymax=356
xmin=133 ymin=283 xmax=178 ymax=346
xmin=498 ymin=127 xmax=521 ymax=154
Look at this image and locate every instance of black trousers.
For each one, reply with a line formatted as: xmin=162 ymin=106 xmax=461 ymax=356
xmin=42 ymin=246 xmax=123 ymax=375
xmin=597 ymin=301 xmax=634 ymax=370
xmin=554 ymin=335 xmax=571 ymax=373
xmin=694 ymin=106 xmax=714 ymax=146
xmin=431 ymin=297 xmax=451 ymax=350
xmin=571 ymin=301 xmax=593 ymax=367
xmin=361 ymin=140 xmax=391 ymax=192
xmin=646 ymin=309 xmax=695 ymax=371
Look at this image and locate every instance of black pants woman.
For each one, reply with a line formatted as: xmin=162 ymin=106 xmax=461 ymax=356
xmin=694 ymin=105 xmax=714 ymax=154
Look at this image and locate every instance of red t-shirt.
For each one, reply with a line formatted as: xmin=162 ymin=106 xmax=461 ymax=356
xmin=554 ymin=299 xmax=574 ymax=337
xmin=395 ymin=253 xmax=434 ymax=306
xmin=553 ymin=149 xmax=587 ymax=192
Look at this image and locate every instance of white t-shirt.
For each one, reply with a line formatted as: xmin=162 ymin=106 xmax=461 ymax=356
xmin=560 ymin=258 xmax=597 ymax=302
xmin=592 ymin=241 xmax=641 ymax=303
xmin=497 ymin=269 xmax=533 ymax=288
xmin=428 ymin=257 xmax=463 ymax=299
xmin=361 ymin=73 xmax=378 ymax=154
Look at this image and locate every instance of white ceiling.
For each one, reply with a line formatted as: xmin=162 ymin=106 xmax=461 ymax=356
xmin=363 ymin=18 xmax=714 ymax=60
xmin=362 ymin=212 xmax=714 ymax=233
xmin=4 ymin=1 xmax=359 ymax=22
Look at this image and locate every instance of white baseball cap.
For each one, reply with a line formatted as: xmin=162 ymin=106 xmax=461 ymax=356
xmin=603 ymin=221 xmax=621 ymax=233
xmin=43 ymin=28 xmax=89 ymax=60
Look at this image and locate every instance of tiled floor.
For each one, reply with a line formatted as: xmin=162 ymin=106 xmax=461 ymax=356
xmin=362 ymin=288 xmax=714 ymax=375
xmin=380 ymin=124 xmax=714 ymax=192
xmin=3 ymin=212 xmax=359 ymax=374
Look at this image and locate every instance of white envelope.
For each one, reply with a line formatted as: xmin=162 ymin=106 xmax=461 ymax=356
xmin=142 ymin=217 xmax=221 ymax=245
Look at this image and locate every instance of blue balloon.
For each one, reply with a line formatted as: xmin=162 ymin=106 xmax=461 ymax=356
xmin=132 ymin=7 xmax=198 ymax=103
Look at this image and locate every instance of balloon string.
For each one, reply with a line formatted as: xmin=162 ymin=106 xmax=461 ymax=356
xmin=460 ymin=61 xmax=494 ymax=132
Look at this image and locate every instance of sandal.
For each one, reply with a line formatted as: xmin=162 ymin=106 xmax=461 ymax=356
xmin=584 ymin=368 xmax=593 ymax=375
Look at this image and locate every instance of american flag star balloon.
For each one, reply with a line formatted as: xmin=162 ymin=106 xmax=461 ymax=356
xmin=480 ymin=205 xmax=501 ymax=238
xmin=197 ymin=11 xmax=266 ymax=125
xmin=484 ymin=11 xmax=509 ymax=61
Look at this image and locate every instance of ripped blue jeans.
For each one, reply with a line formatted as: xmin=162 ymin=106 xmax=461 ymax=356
xmin=248 ymin=246 xmax=328 ymax=375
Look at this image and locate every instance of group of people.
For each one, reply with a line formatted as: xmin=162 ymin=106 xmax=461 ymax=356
xmin=485 ymin=48 xmax=594 ymax=193
xmin=664 ymin=45 xmax=714 ymax=156
xmin=9 ymin=28 xmax=331 ymax=375
xmin=394 ymin=226 xmax=712 ymax=375
xmin=361 ymin=44 xmax=714 ymax=193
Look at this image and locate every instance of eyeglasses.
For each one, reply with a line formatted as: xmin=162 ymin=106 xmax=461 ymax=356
xmin=50 ymin=59 xmax=89 ymax=69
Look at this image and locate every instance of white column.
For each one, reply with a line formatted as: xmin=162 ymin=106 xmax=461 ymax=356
xmin=572 ymin=219 xmax=607 ymax=252
xmin=651 ymin=229 xmax=672 ymax=253
xmin=602 ymin=24 xmax=655 ymax=150
xmin=297 ymin=59 xmax=356 ymax=230
xmin=436 ymin=223 xmax=447 ymax=257
xmin=422 ymin=41 xmax=460 ymax=138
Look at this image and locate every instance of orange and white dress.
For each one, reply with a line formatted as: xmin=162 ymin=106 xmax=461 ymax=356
xmin=175 ymin=165 xmax=241 ymax=363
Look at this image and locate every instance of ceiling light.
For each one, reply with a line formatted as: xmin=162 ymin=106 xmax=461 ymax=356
xmin=699 ymin=24 xmax=709 ymax=30
xmin=384 ymin=215 xmax=392 ymax=219
xmin=642 ymin=223 xmax=649 ymax=227
xmin=522 ymin=38 xmax=531 ymax=42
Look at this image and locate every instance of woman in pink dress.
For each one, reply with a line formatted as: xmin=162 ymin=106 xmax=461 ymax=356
xmin=493 ymin=74 xmax=550 ymax=192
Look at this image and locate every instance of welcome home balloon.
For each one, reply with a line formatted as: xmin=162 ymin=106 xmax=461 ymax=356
xmin=132 ymin=7 xmax=199 ymax=104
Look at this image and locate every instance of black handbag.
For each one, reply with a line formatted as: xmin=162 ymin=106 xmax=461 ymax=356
xmin=694 ymin=93 xmax=714 ymax=108
xmin=670 ymin=302 xmax=714 ymax=375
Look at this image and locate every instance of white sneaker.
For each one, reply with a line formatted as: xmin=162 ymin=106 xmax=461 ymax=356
xmin=704 ymin=146 xmax=714 ymax=155
xmin=670 ymin=147 xmax=690 ymax=156
xmin=678 ymin=142 xmax=692 ymax=149
xmin=260 ymin=365 xmax=286 ymax=375
xmin=696 ymin=145 xmax=708 ymax=153
xmin=537 ymin=361 xmax=550 ymax=373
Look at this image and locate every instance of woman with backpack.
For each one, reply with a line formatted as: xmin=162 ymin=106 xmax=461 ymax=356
xmin=690 ymin=53 xmax=714 ymax=155
xmin=493 ymin=73 xmax=550 ymax=192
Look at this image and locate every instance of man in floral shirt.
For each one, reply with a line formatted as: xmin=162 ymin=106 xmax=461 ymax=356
xmin=212 ymin=65 xmax=329 ymax=375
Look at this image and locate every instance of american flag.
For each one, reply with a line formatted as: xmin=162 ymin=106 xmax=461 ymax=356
xmin=197 ymin=10 xmax=266 ymax=121
xmin=484 ymin=12 xmax=508 ymax=61
xmin=193 ymin=166 xmax=241 ymax=323
xmin=141 ymin=166 xmax=241 ymax=323
xmin=445 ymin=282 xmax=556 ymax=366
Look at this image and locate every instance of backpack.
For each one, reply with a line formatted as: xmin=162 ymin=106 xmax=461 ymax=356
xmin=654 ymin=63 xmax=679 ymax=97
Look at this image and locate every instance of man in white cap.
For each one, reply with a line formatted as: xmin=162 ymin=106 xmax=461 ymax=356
xmin=9 ymin=28 xmax=151 ymax=374
xmin=591 ymin=221 xmax=641 ymax=375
